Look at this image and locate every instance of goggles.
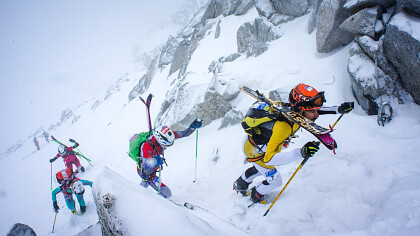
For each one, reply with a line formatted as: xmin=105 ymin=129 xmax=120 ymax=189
xmin=296 ymin=91 xmax=325 ymax=110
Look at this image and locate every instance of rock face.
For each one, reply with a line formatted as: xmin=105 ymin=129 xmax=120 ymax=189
xmin=316 ymin=0 xmax=354 ymax=53
xmin=128 ymin=56 xmax=158 ymax=101
xmin=237 ymin=17 xmax=282 ymax=57
xmin=271 ymin=0 xmax=309 ymax=17
xmin=6 ymin=223 xmax=36 ymax=236
xmin=383 ymin=12 xmax=420 ymax=104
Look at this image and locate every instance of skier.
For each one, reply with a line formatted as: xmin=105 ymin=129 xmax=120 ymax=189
xmin=50 ymin=139 xmax=85 ymax=172
xmin=129 ymin=119 xmax=203 ymax=198
xmin=52 ymin=168 xmax=93 ymax=215
xmin=33 ymin=137 xmax=40 ymax=150
xmin=43 ymin=130 xmax=49 ymax=143
xmin=233 ymin=83 xmax=354 ymax=204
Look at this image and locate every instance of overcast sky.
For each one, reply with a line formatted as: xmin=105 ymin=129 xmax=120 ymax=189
xmin=0 ymin=0 xmax=191 ymax=151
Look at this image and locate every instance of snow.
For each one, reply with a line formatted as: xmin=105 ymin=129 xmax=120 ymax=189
xmin=1 ymin=4 xmax=420 ymax=236
xmin=389 ymin=11 xmax=420 ymax=41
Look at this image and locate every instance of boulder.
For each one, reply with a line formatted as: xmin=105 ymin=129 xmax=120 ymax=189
xmin=235 ymin=0 xmax=255 ymax=16
xmin=400 ymin=0 xmax=420 ymax=17
xmin=222 ymin=0 xmax=243 ymax=16
xmin=256 ymin=0 xmax=276 ymax=18
xmin=219 ymin=109 xmax=244 ymax=129
xmin=383 ymin=12 xmax=420 ymax=104
xmin=237 ymin=17 xmax=282 ymax=57
xmin=201 ymin=0 xmax=224 ymax=23
xmin=340 ymin=7 xmax=378 ymax=38
xmin=343 ymin=0 xmax=396 ymax=14
xmin=6 ymin=223 xmax=36 ymax=236
xmin=316 ymin=0 xmax=354 ymax=53
xmin=347 ymin=41 xmax=380 ymax=115
xmin=271 ymin=0 xmax=309 ymax=17
xmin=308 ymin=0 xmax=322 ymax=33
xmin=270 ymin=13 xmax=296 ymax=26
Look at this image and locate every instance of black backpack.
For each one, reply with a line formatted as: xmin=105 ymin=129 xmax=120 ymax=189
xmin=241 ymin=102 xmax=292 ymax=145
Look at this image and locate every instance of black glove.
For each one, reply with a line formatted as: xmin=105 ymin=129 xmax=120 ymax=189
xmin=69 ymin=139 xmax=76 ymax=143
xmin=190 ymin=119 xmax=203 ymax=129
xmin=49 ymin=158 xmax=55 ymax=163
xmin=338 ymin=102 xmax=354 ymax=114
xmin=301 ymin=141 xmax=320 ymax=158
xmin=53 ymin=201 xmax=59 ymax=213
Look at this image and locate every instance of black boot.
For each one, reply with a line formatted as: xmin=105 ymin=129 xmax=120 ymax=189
xmin=80 ymin=205 xmax=86 ymax=214
xmin=250 ymin=186 xmax=264 ymax=203
xmin=233 ymin=176 xmax=251 ymax=196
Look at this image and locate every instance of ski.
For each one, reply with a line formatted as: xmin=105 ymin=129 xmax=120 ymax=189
xmin=139 ymin=94 xmax=153 ymax=132
xmin=239 ymin=86 xmax=337 ymax=151
xmin=51 ymin=136 xmax=93 ymax=166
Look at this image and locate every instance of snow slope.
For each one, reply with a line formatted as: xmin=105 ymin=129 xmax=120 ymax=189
xmin=1 ymin=8 xmax=420 ymax=236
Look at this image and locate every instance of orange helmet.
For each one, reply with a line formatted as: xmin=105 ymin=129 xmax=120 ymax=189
xmin=289 ymin=84 xmax=325 ymax=111
xmin=56 ymin=168 xmax=73 ymax=184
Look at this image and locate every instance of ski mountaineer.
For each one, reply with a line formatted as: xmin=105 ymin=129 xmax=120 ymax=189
xmin=50 ymin=139 xmax=85 ymax=172
xmin=129 ymin=119 xmax=203 ymax=198
xmin=233 ymin=83 xmax=354 ymax=204
xmin=52 ymin=168 xmax=93 ymax=215
xmin=33 ymin=137 xmax=40 ymax=150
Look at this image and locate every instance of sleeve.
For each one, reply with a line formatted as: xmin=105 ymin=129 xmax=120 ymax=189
xmin=262 ymin=121 xmax=292 ymax=163
xmin=81 ymin=180 xmax=93 ymax=188
xmin=173 ymin=127 xmax=195 ymax=139
xmin=52 ymin=187 xmax=61 ymax=202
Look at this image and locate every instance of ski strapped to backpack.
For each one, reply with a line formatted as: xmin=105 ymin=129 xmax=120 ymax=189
xmin=51 ymin=136 xmax=93 ymax=166
xmin=239 ymin=86 xmax=337 ymax=152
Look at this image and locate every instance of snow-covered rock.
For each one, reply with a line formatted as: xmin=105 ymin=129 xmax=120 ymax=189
xmin=93 ymin=167 xmax=248 ymax=235
xmin=383 ymin=11 xmax=420 ymax=104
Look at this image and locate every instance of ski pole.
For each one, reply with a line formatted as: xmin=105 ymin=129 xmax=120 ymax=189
xmin=51 ymin=163 xmax=53 ymax=190
xmin=330 ymin=113 xmax=344 ymax=130
xmin=52 ymin=212 xmax=58 ymax=233
xmin=263 ymin=156 xmax=311 ymax=217
xmin=158 ymin=166 xmax=162 ymax=195
xmin=193 ymin=129 xmax=198 ymax=183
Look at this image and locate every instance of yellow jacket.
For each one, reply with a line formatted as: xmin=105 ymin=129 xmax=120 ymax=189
xmin=254 ymin=121 xmax=301 ymax=169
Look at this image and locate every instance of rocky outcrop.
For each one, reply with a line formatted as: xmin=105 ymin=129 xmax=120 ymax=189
xmin=339 ymin=7 xmax=378 ymax=38
xmin=128 ymin=56 xmax=158 ymax=101
xmin=237 ymin=17 xmax=282 ymax=57
xmin=347 ymin=42 xmax=379 ymax=115
xmin=383 ymin=12 xmax=420 ymax=104
xmin=234 ymin=0 xmax=255 ymax=16
xmin=219 ymin=109 xmax=244 ymax=129
xmin=316 ymin=0 xmax=354 ymax=53
xmin=6 ymin=223 xmax=36 ymax=236
xmin=158 ymin=36 xmax=179 ymax=68
xmin=271 ymin=0 xmax=309 ymax=17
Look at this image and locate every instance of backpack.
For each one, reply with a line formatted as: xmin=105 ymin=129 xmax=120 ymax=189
xmin=129 ymin=131 xmax=153 ymax=162
xmin=241 ymin=102 xmax=291 ymax=145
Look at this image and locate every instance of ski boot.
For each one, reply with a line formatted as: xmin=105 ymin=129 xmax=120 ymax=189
xmin=233 ymin=176 xmax=250 ymax=197
xmin=71 ymin=208 xmax=77 ymax=215
xmin=249 ymin=186 xmax=266 ymax=204
xmin=80 ymin=205 xmax=86 ymax=215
